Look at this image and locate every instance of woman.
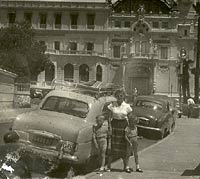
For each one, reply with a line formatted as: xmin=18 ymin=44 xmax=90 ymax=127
xmin=107 ymin=89 xmax=133 ymax=173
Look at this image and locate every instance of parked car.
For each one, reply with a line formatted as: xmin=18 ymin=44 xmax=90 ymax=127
xmin=4 ymin=86 xmax=116 ymax=174
xmin=132 ymin=95 xmax=177 ymax=139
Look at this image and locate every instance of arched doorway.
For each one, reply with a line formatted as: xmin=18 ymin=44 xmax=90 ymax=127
xmin=79 ymin=64 xmax=89 ymax=82
xmin=64 ymin=63 xmax=74 ymax=81
xmin=45 ymin=62 xmax=55 ymax=82
xmin=125 ymin=65 xmax=152 ymax=95
xmin=96 ymin=65 xmax=102 ymax=81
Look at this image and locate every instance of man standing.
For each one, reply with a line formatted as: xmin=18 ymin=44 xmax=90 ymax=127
xmin=187 ymin=97 xmax=195 ymax=118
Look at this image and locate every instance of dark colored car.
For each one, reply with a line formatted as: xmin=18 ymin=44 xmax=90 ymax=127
xmin=132 ymin=95 xmax=177 ymax=139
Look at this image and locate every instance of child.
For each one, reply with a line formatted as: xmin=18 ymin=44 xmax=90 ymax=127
xmin=93 ymin=115 xmax=109 ymax=173
xmin=125 ymin=114 xmax=143 ymax=173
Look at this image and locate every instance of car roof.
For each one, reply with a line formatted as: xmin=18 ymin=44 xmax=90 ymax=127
xmin=136 ymin=95 xmax=167 ymax=104
xmin=44 ymin=89 xmax=115 ymax=104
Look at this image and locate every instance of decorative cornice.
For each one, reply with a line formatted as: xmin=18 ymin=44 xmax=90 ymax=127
xmin=0 ymin=0 xmax=109 ymax=10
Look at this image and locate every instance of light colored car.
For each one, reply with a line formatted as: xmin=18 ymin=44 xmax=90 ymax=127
xmin=4 ymin=87 xmax=116 ymax=173
xmin=132 ymin=95 xmax=177 ymax=139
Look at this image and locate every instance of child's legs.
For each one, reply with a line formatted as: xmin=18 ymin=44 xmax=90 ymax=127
xmin=130 ymin=137 xmax=139 ymax=165
xmin=97 ymin=138 xmax=107 ymax=168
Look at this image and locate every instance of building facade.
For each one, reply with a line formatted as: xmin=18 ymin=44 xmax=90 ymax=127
xmin=0 ymin=0 xmax=197 ymax=96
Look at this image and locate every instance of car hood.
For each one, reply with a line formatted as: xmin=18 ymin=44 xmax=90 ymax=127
xmin=13 ymin=109 xmax=90 ymax=142
xmin=133 ymin=107 xmax=163 ymax=120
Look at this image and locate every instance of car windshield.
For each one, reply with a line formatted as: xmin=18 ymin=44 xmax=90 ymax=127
xmin=136 ymin=100 xmax=163 ymax=111
xmin=41 ymin=96 xmax=89 ymax=118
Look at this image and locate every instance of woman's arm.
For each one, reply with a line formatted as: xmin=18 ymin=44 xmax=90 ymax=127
xmin=125 ymin=131 xmax=132 ymax=146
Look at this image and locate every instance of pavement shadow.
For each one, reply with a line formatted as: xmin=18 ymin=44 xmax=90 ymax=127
xmin=181 ymin=163 xmax=200 ymax=176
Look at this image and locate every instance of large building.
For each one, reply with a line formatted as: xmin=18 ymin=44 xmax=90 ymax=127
xmin=0 ymin=0 xmax=197 ymax=96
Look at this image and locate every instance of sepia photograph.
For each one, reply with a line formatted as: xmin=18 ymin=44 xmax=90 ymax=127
xmin=0 ymin=0 xmax=200 ymax=178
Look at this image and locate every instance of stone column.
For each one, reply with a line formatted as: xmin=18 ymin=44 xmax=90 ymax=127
xmin=57 ymin=67 xmax=64 ymax=81
xmin=16 ymin=10 xmax=24 ymax=22
xmin=32 ymin=11 xmax=39 ymax=29
xmin=47 ymin=11 xmax=54 ymax=30
xmin=89 ymin=64 xmax=96 ymax=81
xmin=73 ymin=64 xmax=79 ymax=82
xmin=52 ymin=61 xmax=57 ymax=79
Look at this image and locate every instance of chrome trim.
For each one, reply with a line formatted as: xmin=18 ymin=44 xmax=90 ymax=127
xmin=19 ymin=143 xmax=78 ymax=162
xmin=137 ymin=125 xmax=161 ymax=132
xmin=138 ymin=117 xmax=150 ymax=121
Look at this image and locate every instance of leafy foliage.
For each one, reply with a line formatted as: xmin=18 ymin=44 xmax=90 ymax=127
xmin=0 ymin=22 xmax=50 ymax=82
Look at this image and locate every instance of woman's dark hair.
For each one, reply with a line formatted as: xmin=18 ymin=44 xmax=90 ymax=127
xmin=114 ymin=89 xmax=126 ymax=98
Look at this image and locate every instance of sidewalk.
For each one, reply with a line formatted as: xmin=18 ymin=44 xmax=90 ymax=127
xmin=86 ymin=117 xmax=200 ymax=179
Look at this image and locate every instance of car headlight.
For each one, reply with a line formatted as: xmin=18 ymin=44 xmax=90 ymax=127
xmin=4 ymin=131 xmax=19 ymax=143
xmin=58 ymin=140 xmax=78 ymax=153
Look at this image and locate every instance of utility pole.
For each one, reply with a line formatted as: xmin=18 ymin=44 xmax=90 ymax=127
xmin=194 ymin=2 xmax=200 ymax=103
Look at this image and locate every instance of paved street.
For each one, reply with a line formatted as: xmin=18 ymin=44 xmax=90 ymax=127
xmin=86 ymin=116 xmax=200 ymax=179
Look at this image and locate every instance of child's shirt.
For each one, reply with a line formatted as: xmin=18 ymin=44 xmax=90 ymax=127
xmin=93 ymin=121 xmax=108 ymax=139
xmin=125 ymin=126 xmax=137 ymax=138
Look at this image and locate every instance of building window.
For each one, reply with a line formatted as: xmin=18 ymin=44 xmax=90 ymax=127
xmin=55 ymin=13 xmax=62 ymax=29
xmin=86 ymin=42 xmax=94 ymax=54
xmin=141 ymin=41 xmax=149 ymax=55
xmin=70 ymin=14 xmax=78 ymax=29
xmin=24 ymin=12 xmax=32 ymax=24
xmin=64 ymin=63 xmax=74 ymax=81
xmin=69 ymin=42 xmax=77 ymax=54
xmin=54 ymin=41 xmax=60 ymax=51
xmin=114 ymin=21 xmax=121 ymax=28
xmin=79 ymin=64 xmax=89 ymax=82
xmin=113 ymin=45 xmax=121 ymax=58
xmin=135 ymin=41 xmax=140 ymax=56
xmin=96 ymin=65 xmax=102 ymax=81
xmin=161 ymin=22 xmax=169 ymax=29
xmin=40 ymin=13 xmax=47 ymax=29
xmin=39 ymin=41 xmax=45 ymax=46
xmin=87 ymin=14 xmax=95 ymax=29
xmin=152 ymin=21 xmax=159 ymax=28
xmin=124 ymin=21 xmax=131 ymax=28
xmin=161 ymin=46 xmax=168 ymax=59
xmin=184 ymin=29 xmax=188 ymax=36
xmin=8 ymin=12 xmax=16 ymax=24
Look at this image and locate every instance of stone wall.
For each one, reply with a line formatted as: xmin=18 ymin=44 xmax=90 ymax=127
xmin=0 ymin=68 xmax=17 ymax=109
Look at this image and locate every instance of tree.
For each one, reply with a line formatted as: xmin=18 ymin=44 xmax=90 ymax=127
xmin=0 ymin=22 xmax=50 ymax=82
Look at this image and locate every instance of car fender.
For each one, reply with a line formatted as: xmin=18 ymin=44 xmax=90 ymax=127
xmin=75 ymin=125 xmax=95 ymax=163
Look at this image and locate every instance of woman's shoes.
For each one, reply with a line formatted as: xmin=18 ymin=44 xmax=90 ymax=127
xmin=136 ymin=168 xmax=143 ymax=173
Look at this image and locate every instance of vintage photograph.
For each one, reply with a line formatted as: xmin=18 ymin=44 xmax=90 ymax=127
xmin=0 ymin=0 xmax=200 ymax=178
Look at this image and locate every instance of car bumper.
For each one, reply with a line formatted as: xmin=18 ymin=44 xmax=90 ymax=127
xmin=18 ymin=143 xmax=79 ymax=163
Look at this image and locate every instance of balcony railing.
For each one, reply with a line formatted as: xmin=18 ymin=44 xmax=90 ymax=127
xmin=46 ymin=49 xmax=104 ymax=56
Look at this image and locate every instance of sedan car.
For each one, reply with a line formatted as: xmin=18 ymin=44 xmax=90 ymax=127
xmin=4 ymin=87 xmax=116 ymax=173
xmin=132 ymin=95 xmax=176 ymax=139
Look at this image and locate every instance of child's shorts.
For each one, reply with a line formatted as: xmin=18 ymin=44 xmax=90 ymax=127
xmin=97 ymin=138 xmax=107 ymax=155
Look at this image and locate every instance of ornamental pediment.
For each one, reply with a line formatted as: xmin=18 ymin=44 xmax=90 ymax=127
xmin=112 ymin=0 xmax=175 ymax=14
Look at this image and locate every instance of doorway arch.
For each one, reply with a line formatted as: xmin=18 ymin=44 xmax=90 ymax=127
xmin=96 ymin=65 xmax=102 ymax=81
xmin=45 ymin=62 xmax=55 ymax=82
xmin=64 ymin=63 xmax=74 ymax=81
xmin=79 ymin=64 xmax=89 ymax=82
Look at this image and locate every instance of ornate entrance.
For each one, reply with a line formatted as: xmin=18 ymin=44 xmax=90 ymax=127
xmin=125 ymin=65 xmax=153 ymax=95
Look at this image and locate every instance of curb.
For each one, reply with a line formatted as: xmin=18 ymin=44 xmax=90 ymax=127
xmin=85 ymin=132 xmax=174 ymax=179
